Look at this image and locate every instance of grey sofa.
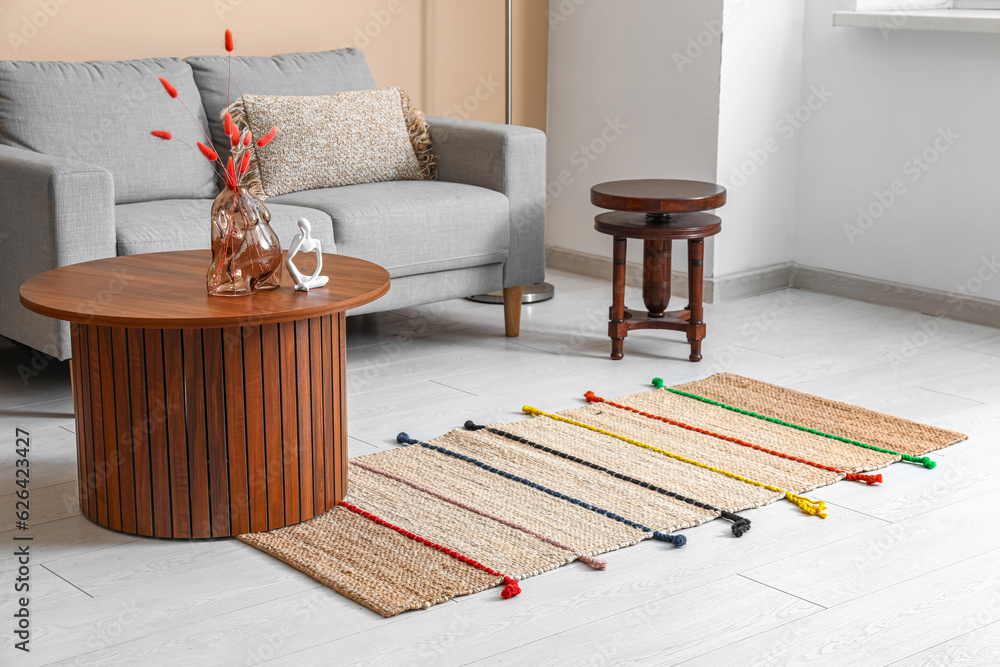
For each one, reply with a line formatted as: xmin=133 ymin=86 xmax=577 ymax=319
xmin=0 ymin=49 xmax=545 ymax=361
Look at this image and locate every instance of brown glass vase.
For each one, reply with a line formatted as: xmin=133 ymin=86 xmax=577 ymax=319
xmin=207 ymin=185 xmax=282 ymax=297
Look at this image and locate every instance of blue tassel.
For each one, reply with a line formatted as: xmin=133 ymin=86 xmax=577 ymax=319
xmin=653 ymin=531 xmax=686 ymax=546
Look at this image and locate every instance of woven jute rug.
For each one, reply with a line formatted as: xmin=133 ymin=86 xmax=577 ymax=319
xmin=238 ymin=374 xmax=968 ymax=617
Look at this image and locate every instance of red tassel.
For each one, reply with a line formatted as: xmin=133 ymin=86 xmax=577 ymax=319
xmin=158 ymin=77 xmax=178 ymax=99
xmin=256 ymin=126 xmax=278 ymax=147
xmin=244 ymin=131 xmax=253 ymax=147
xmin=845 ymin=473 xmax=883 ymax=485
xmin=223 ymin=111 xmax=234 ymax=136
xmin=238 ymin=151 xmax=251 ymax=175
xmin=231 ymin=132 xmax=240 ymax=147
xmin=501 ymin=577 xmax=521 ymax=599
xmin=225 ymin=29 xmax=234 ymax=52
xmin=150 ymin=130 xmax=172 ymax=140
xmin=196 ymin=142 xmax=218 ymax=161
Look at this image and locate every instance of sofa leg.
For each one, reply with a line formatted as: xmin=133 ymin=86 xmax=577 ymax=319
xmin=503 ymin=286 xmax=522 ymax=337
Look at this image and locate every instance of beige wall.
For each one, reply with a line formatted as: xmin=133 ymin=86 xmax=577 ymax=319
xmin=0 ymin=0 xmax=547 ymax=129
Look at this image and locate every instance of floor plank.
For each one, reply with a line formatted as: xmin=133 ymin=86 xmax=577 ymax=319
xmin=471 ymin=576 xmax=821 ymax=666
xmin=680 ymin=548 xmax=1000 ymax=666
xmin=889 ymin=621 xmax=1000 ymax=666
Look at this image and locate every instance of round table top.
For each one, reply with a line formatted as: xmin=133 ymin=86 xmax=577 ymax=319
xmin=20 ymin=250 xmax=390 ymax=329
xmin=594 ymin=211 xmax=722 ymax=240
xmin=591 ymin=179 xmax=727 ymax=213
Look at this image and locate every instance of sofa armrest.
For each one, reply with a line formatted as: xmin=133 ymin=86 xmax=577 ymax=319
xmin=0 ymin=145 xmax=115 ymax=359
xmin=427 ymin=116 xmax=546 ymax=288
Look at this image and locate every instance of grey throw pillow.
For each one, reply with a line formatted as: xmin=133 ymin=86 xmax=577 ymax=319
xmin=0 ymin=57 xmax=218 ymax=204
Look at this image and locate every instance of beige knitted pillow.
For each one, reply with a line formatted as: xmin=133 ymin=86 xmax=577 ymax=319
xmin=228 ymin=87 xmax=437 ymax=198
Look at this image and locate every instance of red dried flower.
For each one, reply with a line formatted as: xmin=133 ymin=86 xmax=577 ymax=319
xmin=256 ymin=126 xmax=278 ymax=147
xmin=150 ymin=130 xmax=172 ymax=140
xmin=238 ymin=151 xmax=251 ymax=175
xmin=225 ymin=29 xmax=234 ymax=53
xmin=226 ymin=156 xmax=238 ymax=187
xmin=159 ymin=77 xmax=178 ymax=99
xmin=243 ymin=131 xmax=253 ymax=147
xmin=197 ymin=142 xmax=218 ymax=161
xmin=231 ymin=132 xmax=240 ymax=147
xmin=223 ymin=111 xmax=234 ymax=136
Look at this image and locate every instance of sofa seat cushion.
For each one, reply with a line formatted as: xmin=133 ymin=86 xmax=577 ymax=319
xmin=0 ymin=58 xmax=217 ymax=205
xmin=115 ymin=198 xmax=335 ymax=257
xmin=268 ymin=180 xmax=509 ymax=278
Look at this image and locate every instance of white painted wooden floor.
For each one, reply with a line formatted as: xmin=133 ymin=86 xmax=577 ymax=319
xmin=2 ymin=269 xmax=998 ymax=666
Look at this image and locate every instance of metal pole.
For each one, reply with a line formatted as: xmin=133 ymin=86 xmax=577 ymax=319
xmin=468 ymin=0 xmax=555 ymax=306
xmin=506 ymin=0 xmax=512 ymax=125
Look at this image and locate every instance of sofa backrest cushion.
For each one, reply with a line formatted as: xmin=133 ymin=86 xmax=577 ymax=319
xmin=0 ymin=58 xmax=218 ymax=205
xmin=186 ymin=48 xmax=377 ymax=166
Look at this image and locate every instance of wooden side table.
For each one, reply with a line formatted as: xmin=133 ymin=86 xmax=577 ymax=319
xmin=20 ymin=250 xmax=389 ymax=538
xmin=591 ymin=179 xmax=726 ymax=362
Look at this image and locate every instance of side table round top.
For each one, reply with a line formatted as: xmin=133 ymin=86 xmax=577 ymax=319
xmin=591 ymin=179 xmax=727 ymax=213
xmin=594 ymin=211 xmax=722 ymax=240
xmin=20 ymin=249 xmax=390 ymax=329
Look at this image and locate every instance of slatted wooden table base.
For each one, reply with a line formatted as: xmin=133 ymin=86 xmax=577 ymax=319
xmin=21 ymin=250 xmax=389 ymax=538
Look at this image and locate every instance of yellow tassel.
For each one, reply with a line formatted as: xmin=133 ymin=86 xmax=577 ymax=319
xmin=785 ymin=492 xmax=828 ymax=519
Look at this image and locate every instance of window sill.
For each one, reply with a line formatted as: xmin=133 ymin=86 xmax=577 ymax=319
xmin=833 ymin=9 xmax=1000 ymax=33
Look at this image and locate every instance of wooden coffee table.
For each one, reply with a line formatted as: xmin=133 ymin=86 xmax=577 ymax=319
xmin=20 ymin=250 xmax=389 ymax=538
xmin=591 ymin=179 xmax=726 ymax=362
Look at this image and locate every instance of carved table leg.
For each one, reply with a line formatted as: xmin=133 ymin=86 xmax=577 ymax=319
xmin=686 ymin=238 xmax=706 ymax=362
xmin=642 ymin=239 xmax=671 ymax=317
xmin=610 ymin=236 xmax=627 ymax=360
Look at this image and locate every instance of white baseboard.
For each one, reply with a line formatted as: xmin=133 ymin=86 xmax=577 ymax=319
xmin=712 ymin=263 xmax=794 ymax=302
xmin=545 ymin=245 xmax=1000 ymax=328
xmin=545 ymin=247 xmax=792 ymax=304
xmin=793 ymin=265 xmax=1000 ymax=329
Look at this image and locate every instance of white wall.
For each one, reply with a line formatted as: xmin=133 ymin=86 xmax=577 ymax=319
xmin=794 ymin=0 xmax=1000 ymax=302
xmin=545 ymin=0 xmax=723 ymax=272
xmin=714 ymin=0 xmax=805 ymax=277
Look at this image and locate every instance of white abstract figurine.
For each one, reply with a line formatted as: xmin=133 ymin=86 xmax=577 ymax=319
xmin=285 ymin=218 xmax=330 ymax=292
